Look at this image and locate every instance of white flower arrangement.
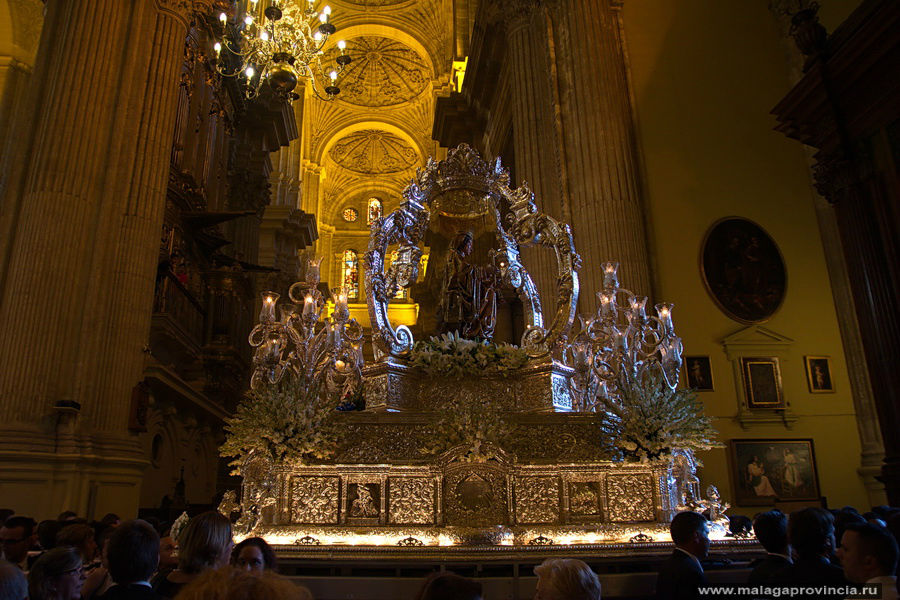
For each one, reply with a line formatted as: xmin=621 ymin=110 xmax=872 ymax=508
xmin=221 ymin=374 xmax=339 ymax=469
xmin=597 ymin=370 xmax=722 ymax=462
xmin=408 ymin=332 xmax=529 ymax=378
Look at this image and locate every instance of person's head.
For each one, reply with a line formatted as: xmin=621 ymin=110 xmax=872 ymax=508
xmin=177 ymin=567 xmax=312 ymax=600
xmin=105 ymin=520 xmax=159 ymax=585
xmin=56 ymin=512 xmax=77 ymax=523
xmin=55 ymin=524 xmax=96 ymax=563
xmin=0 ymin=559 xmax=28 ymax=600
xmin=729 ymin=515 xmax=752 ymax=537
xmin=834 ymin=509 xmax=867 ymax=547
xmin=231 ymin=537 xmax=276 ymax=575
xmin=788 ymin=507 xmax=835 ymax=560
xmin=99 ymin=514 xmax=120 ymax=529
xmin=37 ymin=520 xmax=61 ymax=552
xmin=753 ymin=510 xmax=788 ymax=555
xmin=159 ymin=535 xmax=178 ymax=570
xmin=177 ymin=511 xmax=233 ymax=574
xmin=670 ymin=511 xmax=710 ymax=559
xmin=414 ymin=572 xmax=482 ymax=600
xmin=837 ymin=522 xmax=899 ymax=583
xmin=0 ymin=511 xmax=13 ymax=525
xmin=1 ymin=516 xmax=36 ymax=564
xmin=27 ymin=547 xmax=84 ymax=600
xmin=533 ymin=558 xmax=601 ymax=600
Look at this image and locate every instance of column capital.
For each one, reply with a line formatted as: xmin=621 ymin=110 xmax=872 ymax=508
xmin=487 ymin=0 xmax=542 ymax=32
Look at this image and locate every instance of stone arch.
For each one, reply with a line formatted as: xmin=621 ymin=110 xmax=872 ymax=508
xmin=314 ymin=118 xmax=427 ymax=166
xmin=329 ymin=22 xmax=437 ymax=81
xmin=323 ymin=179 xmax=408 ymax=226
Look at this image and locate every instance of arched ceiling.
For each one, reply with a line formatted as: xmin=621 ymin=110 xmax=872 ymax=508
xmin=334 ymin=36 xmax=430 ymax=107
xmin=304 ymin=0 xmax=456 ymax=231
xmin=329 ymin=129 xmax=419 ymax=174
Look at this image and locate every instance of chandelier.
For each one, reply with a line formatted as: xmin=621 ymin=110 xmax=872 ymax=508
xmin=248 ymin=257 xmax=363 ymax=402
xmin=566 ymin=262 xmax=683 ymax=411
xmin=214 ymin=0 xmax=352 ymax=101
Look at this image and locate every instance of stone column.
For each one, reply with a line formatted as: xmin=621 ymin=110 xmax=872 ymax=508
xmin=549 ymin=0 xmax=653 ymax=304
xmin=502 ymin=1 xmax=567 ymax=316
xmin=0 ymin=0 xmax=209 ymax=518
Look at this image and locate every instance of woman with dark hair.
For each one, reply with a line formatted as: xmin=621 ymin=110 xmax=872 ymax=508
xmin=152 ymin=512 xmax=232 ymax=599
xmin=27 ymin=547 xmax=85 ymax=600
xmin=414 ymin=572 xmax=482 ymax=600
xmin=230 ymin=537 xmax=277 ymax=575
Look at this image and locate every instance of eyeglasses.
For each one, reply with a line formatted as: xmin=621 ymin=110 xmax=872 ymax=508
xmin=0 ymin=538 xmax=26 ymax=545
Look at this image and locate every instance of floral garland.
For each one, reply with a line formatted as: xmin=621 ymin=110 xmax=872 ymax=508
xmin=408 ymin=332 xmax=529 ymax=378
xmin=596 ymin=370 xmax=722 ymax=462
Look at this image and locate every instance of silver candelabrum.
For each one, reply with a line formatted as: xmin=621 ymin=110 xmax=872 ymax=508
xmin=566 ymin=262 xmax=684 ymax=411
xmin=248 ymin=257 xmax=364 ymax=401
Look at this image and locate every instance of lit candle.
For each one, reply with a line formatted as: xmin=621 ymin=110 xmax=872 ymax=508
xmin=602 ymin=262 xmax=619 ymax=290
xmin=259 ymin=291 xmax=279 ymax=322
xmin=303 ymin=294 xmax=315 ymax=316
xmin=656 ymin=303 xmax=674 ymax=334
xmin=337 ymin=40 xmax=346 ymax=53
xmin=213 ymin=42 xmax=222 ymax=55
xmin=630 ymin=296 xmax=647 ymax=321
xmin=219 ymin=12 xmax=227 ymax=23
xmin=335 ymin=359 xmax=346 ymax=371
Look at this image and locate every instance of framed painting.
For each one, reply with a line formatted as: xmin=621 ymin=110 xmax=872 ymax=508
xmin=805 ymin=356 xmax=834 ymax=393
xmin=730 ymin=439 xmax=820 ymax=505
xmin=683 ymin=356 xmax=714 ymax=391
xmin=741 ymin=357 xmax=784 ymax=409
xmin=700 ymin=218 xmax=787 ymax=324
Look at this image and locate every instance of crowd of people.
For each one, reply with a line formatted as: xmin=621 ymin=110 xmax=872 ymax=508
xmin=0 ymin=503 xmax=898 ymax=600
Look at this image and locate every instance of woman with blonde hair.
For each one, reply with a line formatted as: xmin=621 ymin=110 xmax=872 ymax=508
xmin=175 ymin=566 xmax=312 ymax=600
xmin=153 ymin=512 xmax=233 ymax=599
xmin=533 ymin=558 xmax=601 ymax=600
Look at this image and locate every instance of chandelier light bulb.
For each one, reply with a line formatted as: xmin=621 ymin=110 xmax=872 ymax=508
xmin=219 ymin=12 xmax=227 ymax=23
xmin=244 ymin=15 xmax=253 ymax=26
xmin=213 ymin=42 xmax=222 ymax=54
xmin=245 ymin=66 xmax=255 ymax=78
xmin=319 ymin=12 xmax=328 ymax=23
xmin=329 ymin=70 xmax=337 ymax=81
xmin=323 ymin=5 xmax=332 ymax=15
xmin=337 ymin=40 xmax=346 ymax=51
xmin=313 ymin=31 xmax=323 ymax=42
xmin=260 ymin=30 xmax=269 ymax=41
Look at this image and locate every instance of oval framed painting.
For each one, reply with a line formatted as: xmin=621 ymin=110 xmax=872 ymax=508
xmin=700 ymin=217 xmax=787 ymax=324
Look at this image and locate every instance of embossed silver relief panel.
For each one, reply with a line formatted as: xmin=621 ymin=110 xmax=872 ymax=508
xmin=606 ymin=474 xmax=656 ymax=523
xmin=290 ymin=476 xmax=340 ymax=524
xmin=389 ymin=477 xmax=435 ymax=525
xmin=515 ymin=476 xmax=560 ymax=524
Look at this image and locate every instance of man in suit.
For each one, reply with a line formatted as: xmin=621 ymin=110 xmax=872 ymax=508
xmin=98 ymin=520 xmax=164 ymax=600
xmin=656 ymin=510 xmax=710 ymax=599
xmin=748 ymin=510 xmax=792 ymax=584
xmin=771 ymin=507 xmax=847 ymax=595
xmin=838 ymin=522 xmax=899 ymax=600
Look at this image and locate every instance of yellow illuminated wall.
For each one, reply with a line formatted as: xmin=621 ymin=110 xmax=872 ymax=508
xmin=622 ymin=0 xmax=874 ymax=512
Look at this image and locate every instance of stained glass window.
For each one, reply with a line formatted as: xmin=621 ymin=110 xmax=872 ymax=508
xmin=367 ymin=198 xmax=383 ymax=225
xmin=341 ymin=249 xmax=359 ymax=299
xmin=343 ymin=207 xmax=358 ymax=222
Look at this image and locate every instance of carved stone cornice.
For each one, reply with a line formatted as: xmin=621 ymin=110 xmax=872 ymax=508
xmin=491 ymin=0 xmax=543 ymax=32
xmin=811 ymin=151 xmax=857 ymax=205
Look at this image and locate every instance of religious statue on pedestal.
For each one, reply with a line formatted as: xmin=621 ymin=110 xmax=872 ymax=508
xmin=437 ymin=231 xmax=501 ymax=341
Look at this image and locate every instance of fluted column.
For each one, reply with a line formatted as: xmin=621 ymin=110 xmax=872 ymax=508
xmin=502 ymin=1 xmax=566 ymax=315
xmin=549 ymin=0 xmax=653 ymax=304
xmin=0 ymin=0 xmax=208 ymax=517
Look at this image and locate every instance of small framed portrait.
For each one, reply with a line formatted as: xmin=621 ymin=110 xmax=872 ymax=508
xmin=730 ymin=439 xmax=820 ymax=505
xmin=346 ymin=482 xmax=381 ymax=524
xmin=683 ymin=356 xmax=714 ymax=391
xmin=741 ymin=357 xmax=784 ymax=409
xmin=805 ymin=356 xmax=834 ymax=393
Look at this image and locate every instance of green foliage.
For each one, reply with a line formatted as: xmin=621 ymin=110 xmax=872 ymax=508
xmin=220 ymin=374 xmax=339 ymax=468
xmin=597 ymin=369 xmax=722 ymax=462
xmin=409 ymin=332 xmax=529 ymax=378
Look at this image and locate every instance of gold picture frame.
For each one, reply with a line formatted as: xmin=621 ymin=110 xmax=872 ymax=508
xmin=740 ymin=357 xmax=784 ymax=409
xmin=804 ymin=356 xmax=834 ymax=393
xmin=730 ymin=439 xmax=821 ymax=505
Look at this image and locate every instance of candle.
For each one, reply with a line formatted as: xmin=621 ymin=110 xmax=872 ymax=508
xmin=602 ymin=262 xmax=619 ymax=289
xmin=303 ymin=294 xmax=315 ymax=316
